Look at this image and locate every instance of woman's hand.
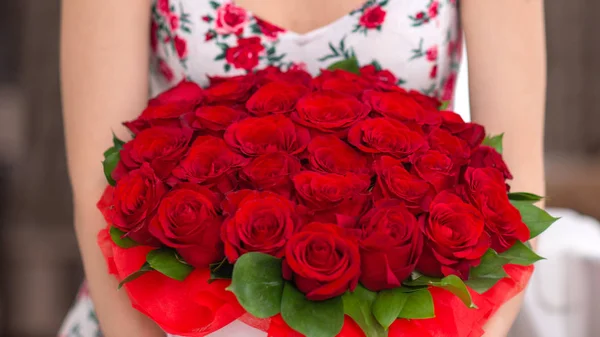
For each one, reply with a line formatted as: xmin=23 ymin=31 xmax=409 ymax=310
xmin=61 ymin=0 xmax=164 ymax=336
xmin=461 ymin=0 xmax=546 ymax=335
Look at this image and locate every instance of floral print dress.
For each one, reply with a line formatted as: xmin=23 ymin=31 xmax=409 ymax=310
xmin=59 ymin=0 xmax=462 ymax=336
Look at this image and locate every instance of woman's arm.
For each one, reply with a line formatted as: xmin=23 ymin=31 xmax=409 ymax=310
xmin=61 ymin=0 xmax=164 ymax=336
xmin=461 ymin=0 xmax=546 ymax=336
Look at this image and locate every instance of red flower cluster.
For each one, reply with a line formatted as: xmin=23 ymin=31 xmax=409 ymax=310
xmin=99 ymin=66 xmax=530 ymax=301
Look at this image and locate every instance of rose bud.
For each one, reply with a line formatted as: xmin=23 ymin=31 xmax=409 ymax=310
xmin=469 ymin=146 xmax=513 ymax=180
xmin=348 ymin=118 xmax=427 ymax=161
xmin=464 ymin=168 xmax=530 ymax=252
xmin=105 ymin=163 xmax=167 ymax=246
xmin=245 ymin=81 xmax=309 ymax=116
xmin=171 ymin=136 xmax=249 ymax=193
xmin=221 ymin=190 xmax=301 ymax=262
xmin=149 ymin=183 xmax=224 ymax=268
xmin=349 ymin=200 xmax=423 ymax=291
xmin=417 ymin=191 xmax=490 ymax=279
xmin=292 ymin=90 xmax=371 ymax=135
xmin=124 ymin=80 xmax=203 ymax=134
xmin=112 ymin=126 xmax=192 ymax=182
xmin=282 ymin=223 xmax=360 ymax=301
xmin=224 ymin=114 xmax=310 ymax=156
xmin=293 ymin=171 xmax=371 ymax=223
xmin=373 ymin=156 xmax=434 ymax=214
xmin=239 ymin=152 xmax=302 ymax=199
xmin=439 ymin=111 xmax=485 ymax=149
xmin=307 ymin=135 xmax=371 ymax=175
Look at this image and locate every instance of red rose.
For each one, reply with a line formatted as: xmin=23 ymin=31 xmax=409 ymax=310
xmin=308 ymin=135 xmax=370 ymax=175
xmin=439 ymin=111 xmax=485 ymax=149
xmin=105 ymin=163 xmax=167 ymax=246
xmin=205 ymin=74 xmax=256 ymax=103
xmin=417 ymin=191 xmax=490 ymax=279
xmin=215 ymin=3 xmax=248 ymax=35
xmin=442 ymin=72 xmax=457 ymax=101
xmin=245 ymin=81 xmax=308 ymax=116
xmin=363 ymin=90 xmax=439 ymax=125
xmin=185 ymin=105 xmax=247 ymax=134
xmin=429 ymin=65 xmax=438 ymax=79
xmin=255 ymin=17 xmax=285 ymax=40
xmin=169 ymin=15 xmax=179 ymax=30
xmin=239 ymin=152 xmax=301 ymax=198
xmin=173 ymin=35 xmax=187 ymax=59
xmin=348 ymin=118 xmax=427 ymax=161
xmin=224 ymin=114 xmax=310 ymax=156
xmin=313 ymin=70 xmax=371 ymax=97
xmin=149 ymin=184 xmax=224 ymax=268
xmin=470 ymin=146 xmax=513 ymax=180
xmin=221 ymin=190 xmax=301 ymax=262
xmin=359 ymin=5 xmax=386 ymax=29
xmin=464 ymin=168 xmax=530 ymax=252
xmin=226 ymin=37 xmax=265 ymax=71
xmin=293 ymin=171 xmax=371 ymax=223
xmin=408 ymin=89 xmax=442 ymax=112
xmin=293 ymin=90 xmax=371 ymax=135
xmin=125 ymin=80 xmax=203 ymax=134
xmin=151 ymin=20 xmax=159 ymax=52
xmin=282 ymin=223 xmax=360 ymax=300
xmin=428 ymin=128 xmax=470 ymax=165
xmin=349 ymin=200 xmax=423 ymax=291
xmin=412 ymin=150 xmax=458 ymax=192
xmin=112 ymin=126 xmax=192 ymax=181
xmin=359 ymin=65 xmax=398 ymax=90
xmin=205 ymin=31 xmax=216 ymax=41
xmin=373 ymin=156 xmax=434 ymax=214
xmin=171 ymin=136 xmax=249 ymax=193
xmin=255 ymin=66 xmax=313 ymax=87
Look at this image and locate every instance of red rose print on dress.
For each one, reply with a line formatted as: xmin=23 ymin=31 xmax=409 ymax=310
xmin=442 ymin=72 xmax=458 ymax=102
xmin=215 ymin=3 xmax=248 ymax=35
xmin=254 ymin=17 xmax=285 ymax=40
xmin=359 ymin=5 xmax=386 ymax=29
xmin=426 ymin=46 xmax=438 ymax=62
xmin=158 ymin=59 xmax=174 ymax=82
xmin=173 ymin=35 xmax=187 ymax=59
xmin=409 ymin=0 xmax=443 ymax=26
xmin=157 ymin=0 xmax=170 ymax=16
xmin=428 ymin=1 xmax=440 ymax=19
xmin=225 ymin=37 xmax=265 ymax=71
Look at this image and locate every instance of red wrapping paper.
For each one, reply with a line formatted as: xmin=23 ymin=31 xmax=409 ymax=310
xmin=99 ymin=228 xmax=533 ymax=337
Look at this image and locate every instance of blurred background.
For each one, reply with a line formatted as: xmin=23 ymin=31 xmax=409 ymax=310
xmin=1 ymin=1 xmax=600 ymax=337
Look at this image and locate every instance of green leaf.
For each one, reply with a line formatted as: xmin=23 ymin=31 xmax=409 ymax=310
xmin=214 ymin=53 xmax=226 ymax=61
xmin=404 ymin=275 xmax=475 ymax=309
xmin=511 ymin=201 xmax=559 ymax=238
xmin=224 ymin=63 xmax=231 ymax=72
xmin=327 ymin=56 xmax=360 ymax=74
xmin=146 ymin=248 xmax=193 ymax=281
xmin=102 ymin=134 xmax=125 ymax=186
xmin=209 ymin=258 xmax=234 ymax=283
xmin=370 ymin=60 xmax=382 ymax=71
xmin=209 ymin=0 xmax=220 ymax=9
xmin=439 ymin=100 xmax=450 ymax=111
xmin=118 ymin=262 xmax=153 ymax=289
xmin=398 ymin=289 xmax=434 ymax=319
xmin=281 ymin=282 xmax=344 ymax=337
xmin=482 ymin=134 xmax=504 ymax=154
xmin=342 ymin=285 xmax=388 ymax=337
xmin=228 ymin=252 xmax=284 ymax=318
xmin=372 ymin=288 xmax=409 ymax=330
xmin=109 ymin=226 xmax=139 ymax=248
xmin=499 ymin=241 xmax=544 ymax=265
xmin=466 ymin=249 xmax=509 ymax=294
xmin=508 ymin=192 xmax=544 ymax=202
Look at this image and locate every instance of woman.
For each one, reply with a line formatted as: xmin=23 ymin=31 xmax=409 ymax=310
xmin=59 ymin=0 xmax=546 ymax=336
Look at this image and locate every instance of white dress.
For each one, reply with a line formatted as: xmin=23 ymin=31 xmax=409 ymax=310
xmin=61 ymin=0 xmax=600 ymax=336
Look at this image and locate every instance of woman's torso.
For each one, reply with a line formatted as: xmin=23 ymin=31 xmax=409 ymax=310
xmin=150 ymin=0 xmax=462 ymax=101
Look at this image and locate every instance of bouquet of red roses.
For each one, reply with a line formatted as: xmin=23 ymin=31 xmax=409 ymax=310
xmin=97 ymin=59 xmax=555 ymax=337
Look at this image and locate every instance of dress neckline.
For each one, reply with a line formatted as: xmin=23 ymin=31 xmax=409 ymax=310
xmin=230 ymin=0 xmax=379 ymax=40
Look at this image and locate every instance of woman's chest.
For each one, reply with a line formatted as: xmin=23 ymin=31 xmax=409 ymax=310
xmin=150 ymin=0 xmax=462 ymax=102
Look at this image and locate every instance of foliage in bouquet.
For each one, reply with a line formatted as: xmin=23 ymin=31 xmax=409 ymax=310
xmin=98 ymin=58 xmax=555 ymax=337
